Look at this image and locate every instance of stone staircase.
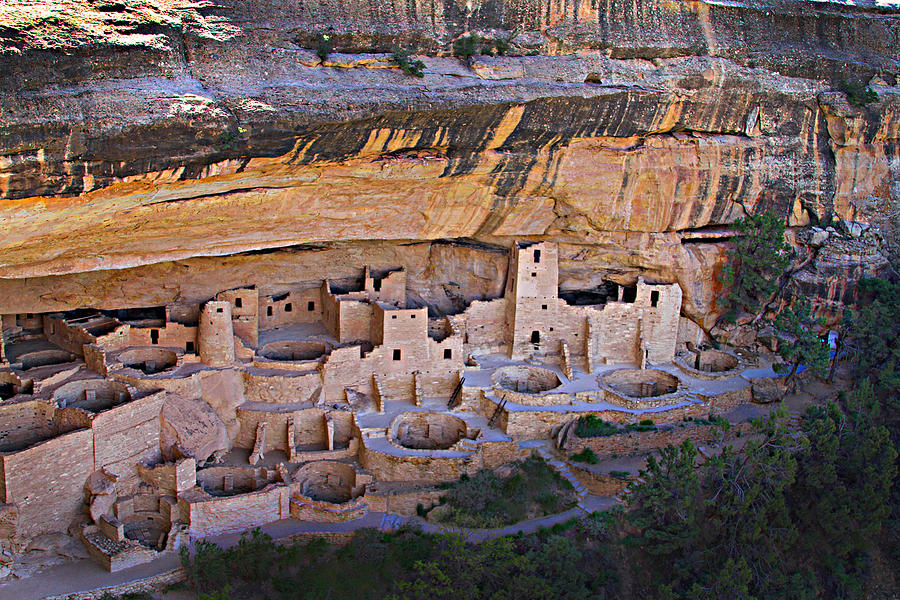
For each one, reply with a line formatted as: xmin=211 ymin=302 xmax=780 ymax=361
xmin=379 ymin=513 xmax=404 ymax=532
xmin=456 ymin=438 xmax=478 ymax=453
xmin=533 ymin=446 xmax=590 ymax=513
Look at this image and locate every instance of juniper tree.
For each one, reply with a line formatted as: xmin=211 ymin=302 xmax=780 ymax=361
xmin=718 ymin=210 xmax=791 ymax=317
xmin=773 ymin=295 xmax=830 ymax=390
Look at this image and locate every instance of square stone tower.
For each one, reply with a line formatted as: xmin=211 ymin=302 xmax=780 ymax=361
xmin=505 ymin=241 xmax=561 ymax=359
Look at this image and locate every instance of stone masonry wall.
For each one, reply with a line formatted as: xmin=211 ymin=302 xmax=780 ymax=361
xmin=0 ymin=427 xmax=94 ymax=537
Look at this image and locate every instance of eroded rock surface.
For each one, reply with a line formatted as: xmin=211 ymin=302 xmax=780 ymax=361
xmin=0 ymin=0 xmax=898 ymax=322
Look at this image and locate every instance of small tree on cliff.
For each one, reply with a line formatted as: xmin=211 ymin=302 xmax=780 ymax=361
xmin=718 ymin=210 xmax=791 ymax=318
xmin=773 ymin=295 xmax=830 ymax=390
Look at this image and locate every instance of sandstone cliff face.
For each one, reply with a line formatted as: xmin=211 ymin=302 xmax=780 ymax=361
xmin=0 ymin=0 xmax=898 ymax=325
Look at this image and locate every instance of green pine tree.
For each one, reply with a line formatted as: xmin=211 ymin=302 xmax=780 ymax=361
xmin=718 ymin=210 xmax=791 ymax=317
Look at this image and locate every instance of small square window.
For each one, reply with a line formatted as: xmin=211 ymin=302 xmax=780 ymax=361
xmin=549 ymin=327 xmax=554 ymax=332
xmin=411 ymin=314 xmax=416 ymax=319
xmin=443 ymin=349 xmax=452 ymax=360
xmin=531 ymin=272 xmax=537 ymax=277
xmin=285 ymin=303 xmax=292 ymax=312
xmin=216 ymin=307 xmax=223 ymax=313
xmin=392 ymin=315 xmax=397 ymax=319
xmin=308 ymin=301 xmax=315 ymax=311
xmin=541 ymin=304 xmax=547 ymax=310
xmin=235 ymin=297 xmax=242 ymax=308
xmin=393 ymin=349 xmax=401 ymax=361
xmin=186 ymin=341 xmax=195 ymax=353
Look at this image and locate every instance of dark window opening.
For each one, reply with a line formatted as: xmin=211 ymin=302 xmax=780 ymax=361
xmin=285 ymin=303 xmax=292 ymax=312
xmin=186 ymin=341 xmax=195 ymax=353
xmin=622 ymin=285 xmax=637 ymax=303
xmin=216 ymin=307 xmax=223 ymax=313
xmin=531 ymin=331 xmax=540 ymax=344
xmin=533 ymin=249 xmax=541 ymax=263
xmin=651 ymin=290 xmax=660 ymax=307
xmin=393 ymin=349 xmax=402 ymax=361
xmin=374 ymin=279 xmax=382 ymax=292
xmin=235 ymin=297 xmax=242 ymax=308
xmin=549 ymin=327 xmax=554 ymax=332
xmin=541 ymin=304 xmax=547 ymax=310
xmin=531 ymin=272 xmax=537 ymax=278
xmin=266 ymin=306 xmax=273 ymax=317
xmin=150 ymin=329 xmax=159 ymax=345
xmin=443 ymin=349 xmax=452 ymax=359
xmin=307 ymin=301 xmax=315 ymax=311
xmin=411 ymin=314 xmax=416 ymax=319
xmin=25 ymin=313 xmax=33 ymax=319
xmin=392 ymin=315 xmax=397 ymax=319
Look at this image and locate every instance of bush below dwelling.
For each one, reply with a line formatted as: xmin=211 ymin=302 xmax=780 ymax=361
xmin=435 ymin=456 xmax=577 ymax=529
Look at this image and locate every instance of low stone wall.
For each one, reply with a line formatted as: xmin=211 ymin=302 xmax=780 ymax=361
xmin=567 ymin=464 xmax=635 ymax=497
xmin=564 ymin=420 xmax=755 ymax=458
xmin=364 ymin=487 xmax=446 ymax=515
xmin=289 ymin=494 xmax=368 ymax=522
xmin=44 ymin=567 xmax=187 ymax=600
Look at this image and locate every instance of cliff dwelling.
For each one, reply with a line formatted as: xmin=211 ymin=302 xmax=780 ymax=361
xmin=0 ymin=0 xmax=898 ymax=595
xmin=0 ymin=239 xmax=760 ymax=573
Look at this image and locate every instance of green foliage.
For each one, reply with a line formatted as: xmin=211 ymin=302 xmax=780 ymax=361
xmin=98 ymin=593 xmax=154 ymax=600
xmin=571 ymin=448 xmax=599 ymax=463
xmin=717 ymin=210 xmax=791 ymax=315
xmin=493 ymin=30 xmax=516 ymax=55
xmin=842 ymin=277 xmax=900 ymax=403
xmin=390 ymin=47 xmax=425 ymax=77
xmin=609 ymin=470 xmax=630 ymax=479
xmin=773 ymin=295 xmax=830 ymax=386
xmin=838 ymin=79 xmax=879 ymax=107
xmin=452 ymin=34 xmax=482 ymax=59
xmin=439 ymin=456 xmax=576 ymax=528
xmin=179 ymin=519 xmax=619 ymax=600
xmin=574 ymin=414 xmax=621 ymax=437
xmin=316 ymin=34 xmax=332 ymax=62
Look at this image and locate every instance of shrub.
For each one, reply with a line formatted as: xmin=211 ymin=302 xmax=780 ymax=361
xmin=316 ymin=34 xmax=332 ymax=62
xmin=838 ymin=79 xmax=879 ymax=107
xmin=452 ymin=34 xmax=482 ymax=59
xmin=493 ymin=31 xmax=516 ymax=55
xmin=572 ymin=448 xmax=599 ymax=464
xmin=609 ymin=470 xmax=630 ymax=479
xmin=391 ymin=47 xmax=425 ymax=77
xmin=639 ymin=419 xmax=655 ymax=426
xmin=416 ymin=503 xmax=427 ymax=517
xmin=575 ymin=415 xmax=621 ymax=437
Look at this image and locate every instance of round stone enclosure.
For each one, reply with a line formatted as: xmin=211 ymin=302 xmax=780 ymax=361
xmin=294 ymin=461 xmax=359 ymax=503
xmin=491 ymin=365 xmax=562 ymax=394
xmin=393 ymin=412 xmax=468 ymax=450
xmin=118 ymin=347 xmax=178 ymax=375
xmin=259 ymin=340 xmax=328 ymax=362
xmin=54 ymin=380 xmax=131 ymax=412
xmin=601 ymin=369 xmax=680 ymax=398
xmin=18 ymin=349 xmax=78 ymax=370
xmin=692 ymin=349 xmax=739 ymax=373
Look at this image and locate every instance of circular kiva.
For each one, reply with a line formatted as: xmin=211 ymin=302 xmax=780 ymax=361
xmin=601 ymin=368 xmax=680 ymax=398
xmin=53 ymin=379 xmax=131 ymax=412
xmin=294 ymin=461 xmax=358 ymax=503
xmin=259 ymin=340 xmax=328 ymax=362
xmin=689 ymin=349 xmax=739 ymax=373
xmin=491 ymin=365 xmax=562 ymax=394
xmin=118 ymin=347 xmax=178 ymax=375
xmin=18 ymin=349 xmax=78 ymax=370
xmin=392 ymin=412 xmax=468 ymax=450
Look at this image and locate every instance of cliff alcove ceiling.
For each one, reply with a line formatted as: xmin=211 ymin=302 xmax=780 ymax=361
xmin=0 ymin=0 xmax=896 ymax=330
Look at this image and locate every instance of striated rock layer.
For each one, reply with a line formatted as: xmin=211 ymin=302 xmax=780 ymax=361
xmin=0 ymin=0 xmax=898 ymax=324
